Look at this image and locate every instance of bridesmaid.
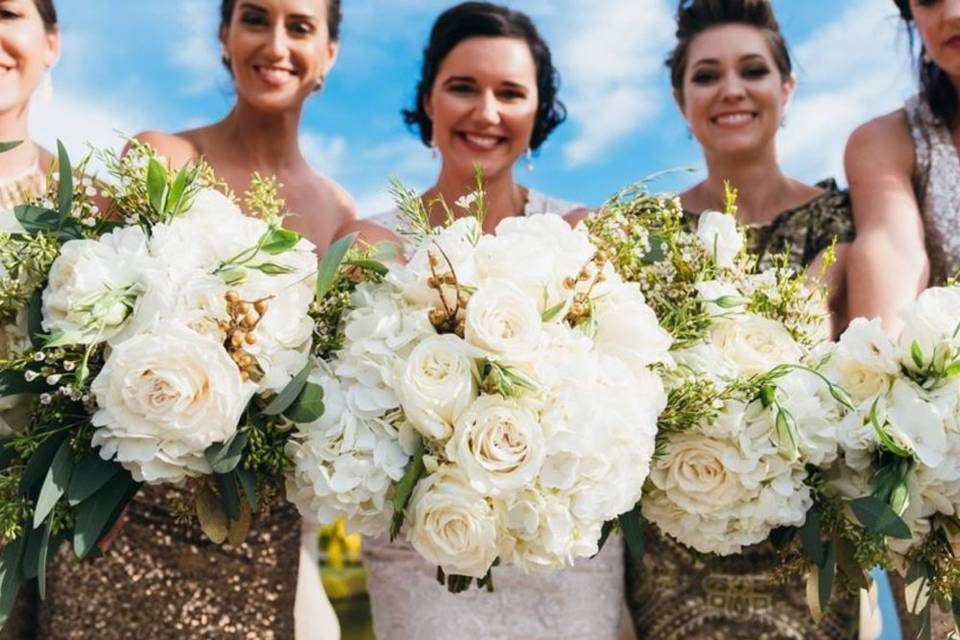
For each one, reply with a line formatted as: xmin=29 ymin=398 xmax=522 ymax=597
xmin=345 ymin=4 xmax=625 ymax=640
xmin=0 ymin=2 xmax=58 ymax=639
xmin=845 ymin=0 xmax=960 ymax=636
xmin=625 ymin=1 xmax=861 ymax=639
xmin=39 ymin=1 xmax=350 ymax=638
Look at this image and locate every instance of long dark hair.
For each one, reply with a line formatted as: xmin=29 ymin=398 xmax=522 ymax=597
xmin=34 ymin=0 xmax=58 ymax=32
xmin=892 ymin=0 xmax=958 ymax=126
xmin=666 ymin=0 xmax=792 ymax=92
xmin=402 ymin=2 xmax=567 ymax=151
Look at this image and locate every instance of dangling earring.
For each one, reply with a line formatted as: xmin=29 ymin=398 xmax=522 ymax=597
xmin=430 ymin=135 xmax=438 ymax=160
xmin=922 ymin=48 xmax=933 ymax=64
xmin=525 ymin=148 xmax=534 ymax=172
xmin=40 ymin=66 xmax=53 ymax=103
xmin=313 ymin=75 xmax=326 ymax=93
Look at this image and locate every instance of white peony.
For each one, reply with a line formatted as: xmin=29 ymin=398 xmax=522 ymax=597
xmin=90 ymin=323 xmax=256 ymax=483
xmin=42 ymin=226 xmax=152 ymax=344
xmin=696 ymin=210 xmax=743 ymax=268
xmin=464 ymin=279 xmax=542 ymax=362
xmin=398 ymin=334 xmax=477 ymax=440
xmin=406 ymin=466 xmax=500 ymax=578
xmin=446 ymin=395 xmax=544 ymax=496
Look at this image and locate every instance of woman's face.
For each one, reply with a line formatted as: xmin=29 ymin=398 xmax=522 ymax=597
xmin=222 ymin=0 xmax=338 ymax=113
xmin=910 ymin=0 xmax=960 ymax=78
xmin=678 ymin=24 xmax=793 ymax=159
xmin=425 ymin=36 xmax=538 ymax=182
xmin=0 ymin=0 xmax=59 ymax=115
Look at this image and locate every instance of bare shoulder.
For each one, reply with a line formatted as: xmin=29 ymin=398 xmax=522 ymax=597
xmin=128 ymin=130 xmax=201 ymax=169
xmin=845 ymin=109 xmax=914 ymax=174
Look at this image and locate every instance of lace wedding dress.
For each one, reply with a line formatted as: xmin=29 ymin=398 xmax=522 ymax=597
xmin=361 ymin=189 xmax=626 ymax=640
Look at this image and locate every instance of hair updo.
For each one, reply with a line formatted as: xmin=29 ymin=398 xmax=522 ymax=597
xmin=892 ymin=0 xmax=959 ymax=127
xmin=219 ymin=0 xmax=343 ymax=72
xmin=34 ymin=0 xmax=58 ymax=32
xmin=666 ymin=0 xmax=792 ymax=92
xmin=402 ymin=1 xmax=567 ymax=151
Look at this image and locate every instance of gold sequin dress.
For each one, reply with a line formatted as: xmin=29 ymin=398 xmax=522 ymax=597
xmin=625 ymin=180 xmax=860 ymax=640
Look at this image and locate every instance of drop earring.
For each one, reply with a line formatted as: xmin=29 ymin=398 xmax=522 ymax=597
xmin=525 ymin=148 xmax=534 ymax=172
xmin=923 ymin=49 xmax=933 ymax=64
xmin=40 ymin=66 xmax=53 ymax=103
xmin=430 ymin=135 xmax=438 ymax=160
xmin=314 ymin=75 xmax=326 ymax=93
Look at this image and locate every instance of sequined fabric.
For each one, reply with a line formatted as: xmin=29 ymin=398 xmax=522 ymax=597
xmin=37 ymin=484 xmax=300 ymax=639
xmin=627 ymin=182 xmax=860 ymax=639
xmin=905 ymin=94 xmax=960 ymax=285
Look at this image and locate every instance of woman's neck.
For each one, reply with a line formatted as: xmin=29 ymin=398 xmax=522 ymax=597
xmin=697 ymin=147 xmax=794 ymax=225
xmin=0 ymin=107 xmax=40 ymax=180
xmin=427 ymin=166 xmax=525 ymax=232
xmin=213 ymin=99 xmax=306 ymax=173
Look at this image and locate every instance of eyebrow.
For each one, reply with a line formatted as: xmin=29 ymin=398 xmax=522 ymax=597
xmin=237 ymin=2 xmax=317 ymax=20
xmin=692 ymin=53 xmax=768 ymax=66
xmin=442 ymin=76 xmax=529 ymax=90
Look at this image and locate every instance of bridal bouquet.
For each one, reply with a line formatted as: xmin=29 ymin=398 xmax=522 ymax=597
xmin=285 ymin=183 xmax=672 ymax=589
xmin=0 ymin=142 xmax=358 ymax=624
xmin=586 ymin=183 xmax=855 ymax=563
xmin=823 ymin=286 xmax=960 ymax=631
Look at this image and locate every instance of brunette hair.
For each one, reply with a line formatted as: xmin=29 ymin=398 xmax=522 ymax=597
xmin=892 ymin=0 xmax=959 ymax=127
xmin=402 ymin=1 xmax=567 ymax=151
xmin=666 ymin=0 xmax=792 ymax=91
xmin=34 ymin=0 xmax=58 ymax=32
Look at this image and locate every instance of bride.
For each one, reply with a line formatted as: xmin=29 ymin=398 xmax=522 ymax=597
xmin=340 ymin=3 xmax=625 ymax=639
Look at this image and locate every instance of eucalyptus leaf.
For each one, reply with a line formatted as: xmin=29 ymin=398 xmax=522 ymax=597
xmin=56 ymin=141 xmax=73 ymax=223
xmin=226 ymin=499 xmax=252 ymax=547
xmin=73 ymin=470 xmax=139 ymax=560
xmin=316 ymin=232 xmax=357 ymax=299
xmin=21 ymin=526 xmax=43 ymax=580
xmin=806 ymin=567 xmax=824 ymax=624
xmin=215 ymin=473 xmax=242 ymax=522
xmin=146 ymin=158 xmax=167 ymax=214
xmin=260 ymin=227 xmax=302 ymax=255
xmin=262 ymin=364 xmax=311 ymax=416
xmin=66 ymin=450 xmax=123 ymax=506
xmin=204 ymin=432 xmax=248 ymax=475
xmin=835 ymin=535 xmax=869 ymax=591
xmin=618 ymin=505 xmax=646 ymax=561
xmin=0 ymin=533 xmax=26 ymax=627
xmin=343 ymin=259 xmax=389 ymax=276
xmin=390 ymin=439 xmax=425 ymax=540
xmin=33 ymin=439 xmax=74 ymax=529
xmin=0 ymin=141 xmax=22 ymax=154
xmin=849 ymin=496 xmax=912 ymax=539
xmin=19 ymin=431 xmax=69 ymax=498
xmin=36 ymin=521 xmax=57 ymax=600
xmin=196 ymin=482 xmax=228 ymax=545
xmin=27 ymin=288 xmax=45 ymax=350
xmin=236 ymin=466 xmax=256 ymax=509
xmin=799 ymin=509 xmax=825 ymax=566
xmin=14 ymin=204 xmax=60 ymax=234
xmin=817 ymin=541 xmax=836 ymax=612
xmin=284 ymin=382 xmax=325 ymax=424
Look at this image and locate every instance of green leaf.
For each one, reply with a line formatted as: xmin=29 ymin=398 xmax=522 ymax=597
xmin=0 ymin=368 xmax=48 ymax=397
xmin=0 ymin=141 xmax=22 ymax=154
xmin=204 ymin=432 xmax=249 ymax=475
xmin=21 ymin=526 xmax=43 ymax=580
xmin=0 ymin=439 xmax=15 ymax=472
xmin=146 ymin=158 xmax=167 ymax=214
xmin=817 ymin=540 xmax=836 ymax=611
xmin=316 ymin=232 xmax=357 ymax=300
xmin=19 ymin=431 xmax=69 ymax=498
xmin=849 ymin=496 xmax=912 ymax=539
xmin=889 ymin=480 xmax=910 ymax=517
xmin=0 ymin=532 xmax=26 ymax=628
xmin=36 ymin=520 xmax=57 ymax=600
xmin=260 ymin=227 xmax=302 ymax=255
xmin=540 ymin=300 xmax=566 ymax=323
xmin=910 ymin=340 xmax=925 ymax=369
xmin=33 ymin=439 xmax=73 ymax=528
xmin=73 ymin=470 xmax=139 ymax=560
xmin=56 ymin=141 xmax=73 ymax=223
xmin=799 ymin=509 xmax=825 ymax=566
xmin=14 ymin=204 xmax=60 ymax=234
xmin=166 ymin=168 xmax=189 ymax=215
xmin=236 ymin=466 xmax=256 ymax=509
xmin=215 ymin=473 xmax=242 ymax=522
xmin=283 ymin=382 xmax=325 ymax=423
xmin=618 ymin=505 xmax=646 ymax=561
xmin=370 ymin=241 xmax=401 ymax=262
xmin=906 ymin=561 xmax=933 ymax=616
xmin=642 ymin=234 xmax=667 ymax=264
xmin=945 ymin=359 xmax=960 ymax=379
xmin=66 ymin=450 xmax=123 ymax=506
xmin=27 ymin=288 xmax=45 ymax=350
xmin=196 ymin=482 xmax=228 ymax=544
xmin=343 ymin=259 xmax=389 ymax=276
xmin=592 ymin=519 xmax=615 ymax=558
xmin=251 ymin=262 xmax=296 ymax=275
xmin=390 ymin=439 xmax=426 ymax=540
xmin=262 ymin=364 xmax=311 ymax=416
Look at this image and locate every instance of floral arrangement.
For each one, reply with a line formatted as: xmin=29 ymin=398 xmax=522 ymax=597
xmin=285 ymin=181 xmax=672 ymax=590
xmin=0 ymin=141 xmax=374 ymax=626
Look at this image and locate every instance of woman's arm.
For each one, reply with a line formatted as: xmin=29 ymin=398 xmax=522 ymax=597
xmin=844 ymin=111 xmax=930 ymax=333
xmin=808 ymin=242 xmax=851 ymax=339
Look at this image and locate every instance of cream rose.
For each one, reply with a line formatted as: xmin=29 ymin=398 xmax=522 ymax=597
xmin=696 ymin=210 xmax=743 ymax=268
xmin=464 ymin=279 xmax=542 ymax=361
xmin=406 ymin=466 xmax=500 ymax=578
xmin=398 ymin=334 xmax=477 ymax=440
xmin=446 ymin=395 xmax=544 ymax=496
xmin=710 ymin=314 xmax=803 ymax=377
xmin=648 ymin=432 xmax=748 ymax=513
xmin=592 ymin=282 xmax=672 ymax=373
xmin=90 ymin=323 xmax=256 ymax=483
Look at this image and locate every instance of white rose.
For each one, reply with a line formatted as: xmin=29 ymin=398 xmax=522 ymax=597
xmin=696 ymin=210 xmax=743 ymax=268
xmin=464 ymin=279 xmax=542 ymax=361
xmin=446 ymin=395 xmax=544 ymax=496
xmin=709 ymin=315 xmax=803 ymax=377
xmin=398 ymin=334 xmax=477 ymax=440
xmin=592 ymin=282 xmax=672 ymax=373
xmin=406 ymin=466 xmax=500 ymax=578
xmin=648 ymin=432 xmax=749 ymax=514
xmin=42 ymin=226 xmax=152 ymax=344
xmin=90 ymin=323 xmax=256 ymax=483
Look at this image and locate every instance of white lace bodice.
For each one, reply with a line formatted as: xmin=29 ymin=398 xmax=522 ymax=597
xmin=905 ymin=94 xmax=960 ymax=284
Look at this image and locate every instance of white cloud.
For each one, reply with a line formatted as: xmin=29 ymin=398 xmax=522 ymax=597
xmin=301 ymin=132 xmax=348 ymax=178
xmin=169 ymin=0 xmax=225 ymax=92
xmin=779 ymin=0 xmax=914 ymax=183
xmin=546 ymin=0 xmax=674 ymax=166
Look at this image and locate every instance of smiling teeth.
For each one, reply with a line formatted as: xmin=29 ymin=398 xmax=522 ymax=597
xmin=258 ymin=67 xmax=293 ymax=84
xmin=464 ymin=134 xmax=500 ymax=149
xmin=715 ymin=113 xmax=754 ymax=125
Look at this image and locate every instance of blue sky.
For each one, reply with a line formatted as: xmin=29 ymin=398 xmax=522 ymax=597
xmin=33 ymin=0 xmax=917 ymax=217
